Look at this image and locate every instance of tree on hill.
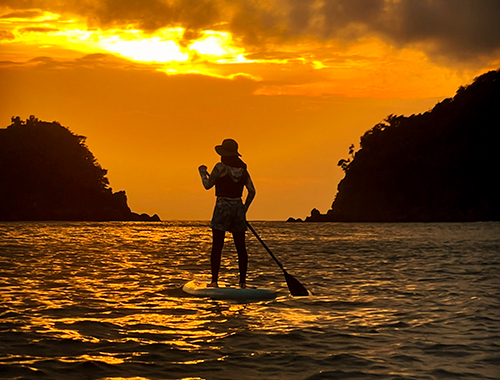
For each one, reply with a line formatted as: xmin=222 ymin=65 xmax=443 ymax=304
xmin=0 ymin=116 xmax=160 ymax=221
xmin=305 ymin=69 xmax=500 ymax=222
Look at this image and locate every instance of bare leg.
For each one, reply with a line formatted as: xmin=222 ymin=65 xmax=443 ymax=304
xmin=233 ymin=231 xmax=248 ymax=288
xmin=210 ymin=229 xmax=225 ymax=285
xmin=210 ymin=229 xmax=225 ymax=287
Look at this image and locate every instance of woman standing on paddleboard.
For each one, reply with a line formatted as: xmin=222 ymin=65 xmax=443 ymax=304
xmin=198 ymin=139 xmax=256 ymax=289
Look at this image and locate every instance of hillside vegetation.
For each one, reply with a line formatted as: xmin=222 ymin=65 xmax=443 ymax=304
xmin=0 ymin=116 xmax=159 ymax=221
xmin=305 ymin=69 xmax=500 ymax=222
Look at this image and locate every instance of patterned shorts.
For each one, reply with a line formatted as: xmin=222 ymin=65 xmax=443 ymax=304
xmin=211 ymin=197 xmax=247 ymax=233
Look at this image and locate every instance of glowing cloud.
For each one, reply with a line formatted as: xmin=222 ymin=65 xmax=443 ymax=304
xmin=97 ymin=31 xmax=189 ymax=63
xmin=189 ymin=31 xmax=242 ymax=58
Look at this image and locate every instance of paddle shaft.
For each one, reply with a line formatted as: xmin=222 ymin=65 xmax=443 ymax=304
xmin=246 ymin=222 xmax=309 ymax=296
xmin=246 ymin=222 xmax=285 ymax=271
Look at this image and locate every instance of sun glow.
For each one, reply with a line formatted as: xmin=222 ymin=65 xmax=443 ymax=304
xmin=1 ymin=9 xmax=248 ymax=67
xmin=0 ymin=8 xmax=473 ymax=98
xmin=98 ymin=30 xmax=246 ymax=64
xmin=189 ymin=31 xmax=243 ymax=58
xmin=98 ymin=32 xmax=189 ymax=63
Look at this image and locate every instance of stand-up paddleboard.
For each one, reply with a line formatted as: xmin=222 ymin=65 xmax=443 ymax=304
xmin=183 ymin=279 xmax=277 ymax=301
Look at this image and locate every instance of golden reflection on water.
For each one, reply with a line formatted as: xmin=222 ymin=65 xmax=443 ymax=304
xmin=65 ymin=354 xmax=125 ymax=365
xmin=56 ymin=328 xmax=101 ymax=344
xmin=3 ymin=222 xmax=498 ymax=380
xmin=39 ymin=309 xmax=231 ymax=345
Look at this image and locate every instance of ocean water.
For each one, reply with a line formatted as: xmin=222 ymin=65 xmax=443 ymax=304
xmin=0 ymin=221 xmax=499 ymax=380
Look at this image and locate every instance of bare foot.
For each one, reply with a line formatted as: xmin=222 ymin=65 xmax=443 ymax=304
xmin=207 ymin=282 xmax=219 ymax=288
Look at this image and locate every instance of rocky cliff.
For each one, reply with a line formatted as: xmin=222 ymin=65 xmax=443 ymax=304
xmin=0 ymin=116 xmax=160 ymax=221
xmin=304 ymin=69 xmax=500 ymax=222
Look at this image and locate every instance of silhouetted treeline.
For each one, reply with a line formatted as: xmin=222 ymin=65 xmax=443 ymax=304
xmin=301 ymin=69 xmax=500 ymax=222
xmin=0 ymin=116 xmax=160 ymax=221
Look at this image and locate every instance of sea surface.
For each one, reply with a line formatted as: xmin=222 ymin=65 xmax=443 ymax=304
xmin=0 ymin=221 xmax=499 ymax=380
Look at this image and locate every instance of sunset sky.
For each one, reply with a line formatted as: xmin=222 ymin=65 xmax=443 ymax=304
xmin=1 ymin=0 xmax=499 ymax=220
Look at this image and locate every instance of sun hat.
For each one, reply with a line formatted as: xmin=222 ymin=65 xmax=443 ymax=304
xmin=215 ymin=138 xmax=241 ymax=156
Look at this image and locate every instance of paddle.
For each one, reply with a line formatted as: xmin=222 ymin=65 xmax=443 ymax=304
xmin=246 ymin=221 xmax=309 ymax=296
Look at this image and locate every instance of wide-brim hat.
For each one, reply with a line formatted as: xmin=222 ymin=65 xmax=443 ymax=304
xmin=215 ymin=138 xmax=241 ymax=156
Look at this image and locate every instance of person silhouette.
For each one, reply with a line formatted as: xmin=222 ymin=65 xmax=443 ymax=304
xmin=198 ymin=139 xmax=256 ymax=288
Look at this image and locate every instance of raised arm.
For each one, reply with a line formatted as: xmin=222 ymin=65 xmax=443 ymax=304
xmin=198 ymin=163 xmax=221 ymax=189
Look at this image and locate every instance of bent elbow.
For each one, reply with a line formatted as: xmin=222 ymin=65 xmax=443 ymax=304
xmin=202 ymin=181 xmax=215 ymax=190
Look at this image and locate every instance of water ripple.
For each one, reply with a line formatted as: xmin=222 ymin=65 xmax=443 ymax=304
xmin=0 ymin=221 xmax=499 ymax=379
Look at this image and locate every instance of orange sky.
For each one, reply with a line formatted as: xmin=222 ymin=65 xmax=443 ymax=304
xmin=1 ymin=0 xmax=500 ymax=220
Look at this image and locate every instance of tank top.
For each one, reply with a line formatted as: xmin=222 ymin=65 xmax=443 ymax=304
xmin=215 ymin=170 xmax=248 ymax=198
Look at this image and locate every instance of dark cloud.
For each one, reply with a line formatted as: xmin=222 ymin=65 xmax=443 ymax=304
xmin=382 ymin=0 xmax=500 ymax=61
xmin=229 ymin=1 xmax=284 ymax=46
xmin=285 ymin=0 xmax=500 ymax=62
xmin=65 ymin=0 xmax=222 ymax=33
xmin=288 ymin=0 xmax=314 ymax=33
xmin=79 ymin=0 xmax=173 ymax=31
xmin=2 ymin=0 xmax=499 ymax=64
xmin=232 ymin=0 xmax=500 ymax=63
xmin=321 ymin=0 xmax=386 ymax=33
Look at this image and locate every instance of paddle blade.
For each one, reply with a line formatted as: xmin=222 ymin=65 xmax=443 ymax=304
xmin=284 ymin=270 xmax=309 ymax=296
